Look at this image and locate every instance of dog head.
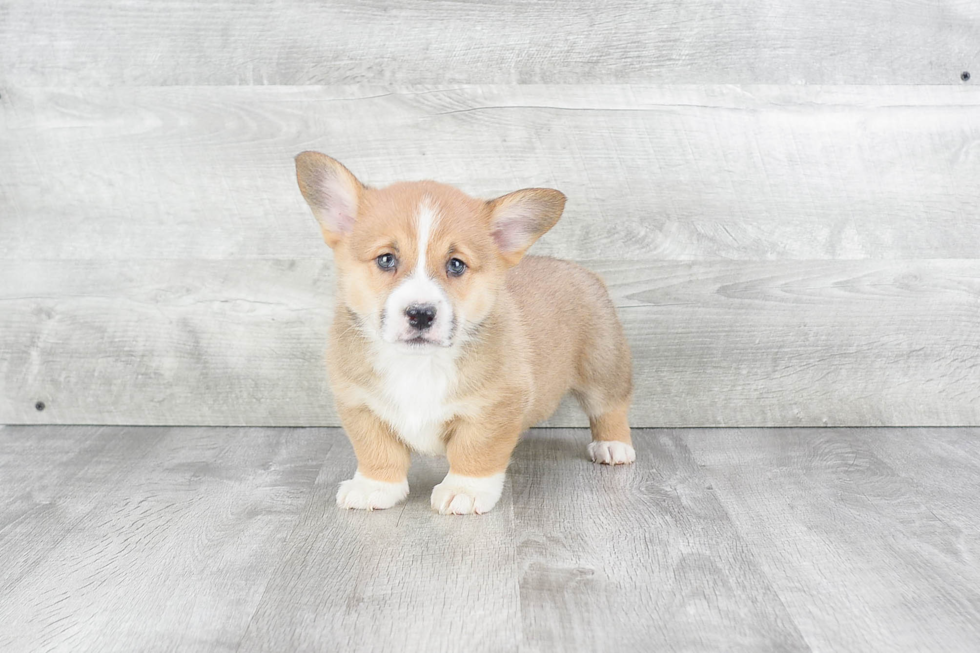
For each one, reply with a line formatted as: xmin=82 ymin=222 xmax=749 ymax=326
xmin=295 ymin=151 xmax=565 ymax=350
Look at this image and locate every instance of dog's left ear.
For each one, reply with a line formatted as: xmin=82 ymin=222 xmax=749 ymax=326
xmin=487 ymin=188 xmax=566 ymax=266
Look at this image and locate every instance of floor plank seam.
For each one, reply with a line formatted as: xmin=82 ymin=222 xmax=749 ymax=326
xmin=0 ymin=426 xmax=165 ymax=597
xmin=676 ymin=430 xmax=815 ymax=652
xmin=233 ymin=435 xmax=339 ymax=651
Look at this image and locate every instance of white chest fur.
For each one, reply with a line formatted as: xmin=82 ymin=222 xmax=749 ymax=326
xmin=364 ymin=345 xmax=460 ymax=455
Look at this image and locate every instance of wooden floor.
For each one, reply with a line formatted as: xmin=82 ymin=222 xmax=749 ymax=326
xmin=1 ymin=426 xmax=978 ymax=652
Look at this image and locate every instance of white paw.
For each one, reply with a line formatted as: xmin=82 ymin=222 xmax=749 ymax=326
xmin=588 ymin=441 xmax=636 ymax=465
xmin=430 ymin=472 xmax=505 ymax=515
xmin=336 ymin=472 xmax=409 ymax=511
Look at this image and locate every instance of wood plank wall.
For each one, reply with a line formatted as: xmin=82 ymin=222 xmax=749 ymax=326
xmin=1 ymin=1 xmax=979 ymax=426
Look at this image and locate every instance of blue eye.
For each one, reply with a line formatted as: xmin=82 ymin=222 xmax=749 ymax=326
xmin=447 ymin=258 xmax=467 ymax=277
xmin=376 ymin=253 xmax=397 ymax=270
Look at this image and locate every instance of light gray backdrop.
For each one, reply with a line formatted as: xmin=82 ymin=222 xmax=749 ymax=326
xmin=1 ymin=1 xmax=978 ymax=427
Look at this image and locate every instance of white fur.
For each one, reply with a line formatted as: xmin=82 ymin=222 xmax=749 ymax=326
xmin=366 ymin=342 xmax=460 ymax=454
xmin=415 ymin=196 xmax=434 ymax=271
xmin=588 ymin=441 xmax=636 ymax=465
xmin=431 ymin=472 xmax=506 ymax=515
xmin=337 ymin=471 xmax=409 ymax=510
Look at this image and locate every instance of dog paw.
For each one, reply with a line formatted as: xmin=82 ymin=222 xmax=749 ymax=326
xmin=588 ymin=441 xmax=636 ymax=465
xmin=430 ymin=472 xmax=505 ymax=515
xmin=336 ymin=472 xmax=409 ymax=511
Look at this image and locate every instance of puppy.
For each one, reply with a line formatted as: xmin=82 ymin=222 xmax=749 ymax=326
xmin=295 ymin=152 xmax=634 ymax=515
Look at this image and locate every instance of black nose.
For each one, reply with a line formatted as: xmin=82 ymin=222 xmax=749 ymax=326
xmin=406 ymin=304 xmax=436 ymax=331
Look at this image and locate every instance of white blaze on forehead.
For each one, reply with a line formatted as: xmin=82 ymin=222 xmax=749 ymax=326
xmin=379 ymin=197 xmax=454 ymax=345
xmin=415 ymin=198 xmax=436 ymax=275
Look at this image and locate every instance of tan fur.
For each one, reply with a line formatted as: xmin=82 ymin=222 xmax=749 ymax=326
xmin=337 ymin=403 xmax=412 ymax=483
xmin=295 ymin=151 xmax=633 ymax=505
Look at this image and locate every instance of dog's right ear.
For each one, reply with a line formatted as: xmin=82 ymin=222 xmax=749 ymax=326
xmin=295 ymin=151 xmax=365 ymax=248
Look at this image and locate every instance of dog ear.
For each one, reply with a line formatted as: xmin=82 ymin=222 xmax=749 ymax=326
xmin=295 ymin=151 xmax=365 ymax=248
xmin=487 ymin=188 xmax=566 ymax=266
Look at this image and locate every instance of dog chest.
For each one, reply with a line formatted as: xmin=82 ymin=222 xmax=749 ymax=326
xmin=370 ymin=348 xmax=459 ymax=455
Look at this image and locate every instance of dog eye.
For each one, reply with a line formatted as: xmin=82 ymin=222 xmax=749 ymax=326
xmin=376 ymin=253 xmax=397 ymax=271
xmin=447 ymin=258 xmax=467 ymax=277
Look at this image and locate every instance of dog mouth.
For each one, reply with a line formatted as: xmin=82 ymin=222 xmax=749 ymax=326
xmin=402 ymin=335 xmax=447 ymax=348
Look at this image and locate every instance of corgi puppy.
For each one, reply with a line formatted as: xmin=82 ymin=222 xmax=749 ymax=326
xmin=295 ymin=151 xmax=634 ymax=515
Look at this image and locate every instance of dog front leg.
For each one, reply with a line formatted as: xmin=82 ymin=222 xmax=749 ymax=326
xmin=335 ymin=404 xmax=411 ymax=511
xmin=431 ymin=413 xmax=521 ymax=515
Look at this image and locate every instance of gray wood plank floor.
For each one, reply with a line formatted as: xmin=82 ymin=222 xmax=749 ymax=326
xmin=1 ymin=426 xmax=978 ymax=652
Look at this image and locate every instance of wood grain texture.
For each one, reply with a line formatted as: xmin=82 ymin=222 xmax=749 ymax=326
xmin=685 ymin=427 xmax=980 ymax=651
xmin=510 ymin=431 xmax=808 ymax=652
xmin=3 ymin=85 xmax=980 ymax=261
xmin=0 ymin=426 xmax=162 ymax=597
xmin=861 ymin=428 xmax=980 ymax=566
xmin=0 ymin=425 xmax=333 ymax=652
xmin=1 ymin=0 xmax=977 ymax=86
xmin=1 ymin=258 xmax=977 ymax=427
xmin=236 ymin=444 xmax=521 ymax=652
xmin=4 ymin=426 xmax=980 ymax=651
xmin=0 ymin=259 xmax=335 ymax=427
